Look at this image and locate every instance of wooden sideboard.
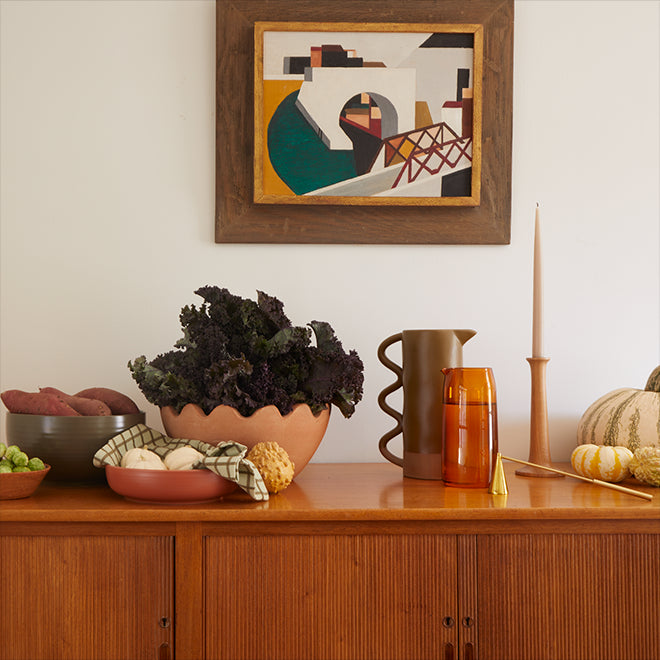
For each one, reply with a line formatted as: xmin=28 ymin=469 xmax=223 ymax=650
xmin=1 ymin=462 xmax=658 ymax=660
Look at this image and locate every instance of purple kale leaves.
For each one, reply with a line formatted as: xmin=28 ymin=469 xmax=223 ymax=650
xmin=128 ymin=286 xmax=364 ymax=418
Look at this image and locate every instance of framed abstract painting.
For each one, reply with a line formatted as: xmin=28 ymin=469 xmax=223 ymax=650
xmin=216 ymin=0 xmax=513 ymax=244
xmin=255 ymin=23 xmax=482 ymax=207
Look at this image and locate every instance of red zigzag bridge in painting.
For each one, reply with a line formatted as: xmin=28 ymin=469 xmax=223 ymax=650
xmin=306 ymin=120 xmax=473 ymax=198
xmin=380 ymin=122 xmax=473 ymax=190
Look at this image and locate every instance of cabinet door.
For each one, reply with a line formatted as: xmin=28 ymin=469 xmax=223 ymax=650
xmin=476 ymin=534 xmax=660 ymax=660
xmin=204 ymin=533 xmax=458 ymax=660
xmin=0 ymin=535 xmax=174 ymax=660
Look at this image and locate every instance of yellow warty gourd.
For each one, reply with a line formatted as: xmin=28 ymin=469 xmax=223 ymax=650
xmin=570 ymin=444 xmax=634 ymax=482
xmin=246 ymin=441 xmax=294 ymax=494
xmin=628 ymin=447 xmax=660 ymax=487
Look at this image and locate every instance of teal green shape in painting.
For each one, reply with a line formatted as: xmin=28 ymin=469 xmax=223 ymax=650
xmin=267 ymin=91 xmax=356 ymax=195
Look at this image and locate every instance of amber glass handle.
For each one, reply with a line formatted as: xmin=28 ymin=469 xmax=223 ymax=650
xmin=377 ymin=333 xmax=404 ymax=467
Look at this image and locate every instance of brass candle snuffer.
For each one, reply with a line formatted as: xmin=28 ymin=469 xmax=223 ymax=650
xmin=488 ymin=453 xmax=653 ymax=501
xmin=488 ymin=453 xmax=508 ymax=495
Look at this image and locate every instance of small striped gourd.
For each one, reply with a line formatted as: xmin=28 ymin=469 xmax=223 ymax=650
xmin=576 ymin=366 xmax=660 ymax=452
xmin=571 ymin=444 xmax=634 ymax=482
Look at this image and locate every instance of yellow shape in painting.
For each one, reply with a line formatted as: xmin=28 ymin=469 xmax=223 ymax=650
xmin=262 ymin=79 xmax=302 ymax=196
xmin=415 ymin=101 xmax=433 ymax=129
xmin=398 ymin=139 xmax=415 ymax=159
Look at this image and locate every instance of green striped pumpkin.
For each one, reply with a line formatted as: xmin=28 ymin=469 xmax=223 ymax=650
xmin=577 ymin=367 xmax=660 ymax=452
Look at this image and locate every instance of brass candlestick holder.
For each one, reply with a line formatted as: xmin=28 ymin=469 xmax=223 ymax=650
xmin=516 ymin=356 xmax=562 ymax=478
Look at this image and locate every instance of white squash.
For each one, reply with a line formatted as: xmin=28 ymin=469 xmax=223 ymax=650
xmin=577 ymin=366 xmax=660 ymax=452
xmin=571 ymin=444 xmax=634 ymax=482
xmin=120 ymin=447 xmax=166 ymax=470
xmin=163 ymin=446 xmax=204 ymax=471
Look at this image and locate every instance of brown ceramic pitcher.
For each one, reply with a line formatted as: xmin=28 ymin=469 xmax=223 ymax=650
xmin=377 ymin=329 xmax=476 ymax=480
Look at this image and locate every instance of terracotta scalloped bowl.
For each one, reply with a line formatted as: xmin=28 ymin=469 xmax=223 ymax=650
xmin=160 ymin=403 xmax=330 ymax=477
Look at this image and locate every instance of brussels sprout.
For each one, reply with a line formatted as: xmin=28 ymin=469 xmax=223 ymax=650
xmin=27 ymin=457 xmax=45 ymax=472
xmin=4 ymin=445 xmax=20 ymax=462
xmin=12 ymin=466 xmax=30 ymax=473
xmin=0 ymin=442 xmax=6 ymax=459
xmin=0 ymin=462 xmax=12 ymax=474
xmin=12 ymin=451 xmax=29 ymax=468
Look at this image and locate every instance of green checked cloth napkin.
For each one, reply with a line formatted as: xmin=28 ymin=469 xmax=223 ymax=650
xmin=93 ymin=424 xmax=269 ymax=501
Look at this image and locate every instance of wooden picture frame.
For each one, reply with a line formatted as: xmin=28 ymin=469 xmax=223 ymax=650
xmin=216 ymin=0 xmax=513 ymax=244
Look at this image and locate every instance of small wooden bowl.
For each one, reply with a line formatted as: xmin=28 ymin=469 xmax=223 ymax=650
xmin=0 ymin=465 xmax=51 ymax=500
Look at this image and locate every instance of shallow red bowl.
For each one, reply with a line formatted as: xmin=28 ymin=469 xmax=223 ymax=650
xmin=0 ymin=465 xmax=51 ymax=500
xmin=105 ymin=465 xmax=238 ymax=504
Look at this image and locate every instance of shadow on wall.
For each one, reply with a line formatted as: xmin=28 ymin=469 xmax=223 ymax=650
xmin=499 ymin=417 xmax=580 ymax=463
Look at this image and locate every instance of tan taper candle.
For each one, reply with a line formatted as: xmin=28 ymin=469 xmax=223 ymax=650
xmin=532 ymin=203 xmax=543 ymax=358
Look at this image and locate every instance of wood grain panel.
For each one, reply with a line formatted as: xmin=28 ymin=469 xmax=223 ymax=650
xmin=0 ymin=536 xmax=173 ymax=660
xmin=458 ymin=535 xmax=479 ymax=658
xmin=476 ymin=534 xmax=660 ymax=660
xmin=175 ymin=523 xmax=204 ymax=660
xmin=204 ymin=533 xmax=458 ymax=660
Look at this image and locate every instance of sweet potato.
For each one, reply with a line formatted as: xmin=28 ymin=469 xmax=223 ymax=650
xmin=39 ymin=387 xmax=111 ymax=416
xmin=74 ymin=387 xmax=140 ymax=415
xmin=1 ymin=389 xmax=81 ymax=416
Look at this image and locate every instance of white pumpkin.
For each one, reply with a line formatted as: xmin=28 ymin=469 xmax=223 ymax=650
xmin=163 ymin=446 xmax=204 ymax=471
xmin=577 ymin=366 xmax=660 ymax=452
xmin=120 ymin=447 xmax=166 ymax=470
xmin=571 ymin=444 xmax=634 ymax=482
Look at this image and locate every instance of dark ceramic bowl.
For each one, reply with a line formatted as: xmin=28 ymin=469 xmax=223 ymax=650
xmin=6 ymin=413 xmax=145 ymax=483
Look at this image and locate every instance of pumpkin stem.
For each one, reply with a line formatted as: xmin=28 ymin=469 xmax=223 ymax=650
xmin=644 ymin=366 xmax=660 ymax=392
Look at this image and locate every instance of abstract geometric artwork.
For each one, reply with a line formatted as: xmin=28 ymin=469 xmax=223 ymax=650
xmin=254 ymin=23 xmax=483 ymax=206
xmin=215 ymin=0 xmax=513 ymax=244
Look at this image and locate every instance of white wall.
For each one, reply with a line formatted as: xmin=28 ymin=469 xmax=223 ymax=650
xmin=1 ymin=0 xmax=658 ymax=465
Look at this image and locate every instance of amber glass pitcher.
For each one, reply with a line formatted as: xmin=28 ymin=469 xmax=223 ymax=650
xmin=441 ymin=367 xmax=498 ymax=488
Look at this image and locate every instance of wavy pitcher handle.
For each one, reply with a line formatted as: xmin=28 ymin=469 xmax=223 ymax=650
xmin=377 ymin=333 xmax=404 ymax=467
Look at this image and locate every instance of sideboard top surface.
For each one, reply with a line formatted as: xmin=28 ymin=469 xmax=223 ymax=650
xmin=1 ymin=462 xmax=658 ymax=526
